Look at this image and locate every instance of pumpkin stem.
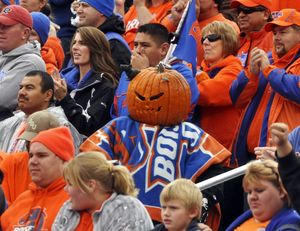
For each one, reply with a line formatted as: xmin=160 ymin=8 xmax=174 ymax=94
xmin=157 ymin=62 xmax=165 ymax=73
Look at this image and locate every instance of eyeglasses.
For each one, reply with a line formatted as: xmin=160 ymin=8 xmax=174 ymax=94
xmin=201 ymin=34 xmax=221 ymax=44
xmin=237 ymin=5 xmax=266 ymax=15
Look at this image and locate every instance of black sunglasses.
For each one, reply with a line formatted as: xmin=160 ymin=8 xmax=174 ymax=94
xmin=237 ymin=5 xmax=266 ymax=14
xmin=201 ymin=34 xmax=221 ymax=44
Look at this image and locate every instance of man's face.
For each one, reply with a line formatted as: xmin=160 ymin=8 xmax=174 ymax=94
xmin=20 ymin=0 xmax=46 ymax=12
xmin=0 ymin=23 xmax=28 ymax=53
xmin=133 ymin=33 xmax=168 ymax=67
xmin=237 ymin=6 xmax=269 ymax=33
xmin=29 ymin=142 xmax=64 ymax=188
xmin=77 ymin=2 xmax=104 ymax=27
xmin=273 ymin=26 xmax=300 ymax=58
xmin=18 ymin=76 xmax=52 ymax=115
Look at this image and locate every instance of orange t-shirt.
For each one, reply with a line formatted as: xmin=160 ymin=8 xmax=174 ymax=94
xmin=235 ymin=217 xmax=269 ymax=230
xmin=75 ymin=211 xmax=94 ymax=231
xmin=124 ymin=2 xmax=173 ymax=49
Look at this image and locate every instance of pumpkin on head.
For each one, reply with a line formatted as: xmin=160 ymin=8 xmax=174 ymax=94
xmin=127 ymin=63 xmax=191 ymax=126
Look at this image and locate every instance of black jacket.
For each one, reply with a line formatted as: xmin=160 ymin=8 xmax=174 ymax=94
xmin=152 ymin=219 xmax=201 ymax=231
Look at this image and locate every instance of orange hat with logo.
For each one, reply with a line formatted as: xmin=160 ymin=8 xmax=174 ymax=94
xmin=231 ymin=0 xmax=271 ymax=10
xmin=265 ymin=9 xmax=300 ymax=31
xmin=0 ymin=5 xmax=32 ymax=28
xmin=30 ymin=127 xmax=75 ymax=161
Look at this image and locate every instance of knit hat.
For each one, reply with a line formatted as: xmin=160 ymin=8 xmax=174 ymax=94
xmin=231 ymin=0 xmax=271 ymax=10
xmin=31 ymin=127 xmax=75 ymax=161
xmin=31 ymin=12 xmax=50 ymax=46
xmin=265 ymin=9 xmax=300 ymax=32
xmin=19 ymin=111 xmax=61 ymax=142
xmin=1 ymin=0 xmax=10 ymax=5
xmin=79 ymin=0 xmax=114 ymax=18
xmin=0 ymin=5 xmax=32 ymax=28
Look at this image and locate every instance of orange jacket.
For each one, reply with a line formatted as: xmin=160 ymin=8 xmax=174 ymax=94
xmin=197 ymin=55 xmax=243 ymax=154
xmin=124 ymin=1 xmax=172 ymax=50
xmin=162 ymin=13 xmax=240 ymax=66
xmin=238 ymin=29 xmax=273 ymax=67
xmin=41 ymin=37 xmax=65 ymax=74
xmin=0 ymin=152 xmax=31 ymax=205
xmin=1 ymin=177 xmax=69 ymax=230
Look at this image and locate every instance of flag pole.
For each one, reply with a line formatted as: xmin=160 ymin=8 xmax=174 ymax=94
xmin=162 ymin=0 xmax=193 ymax=64
xmin=196 ymin=161 xmax=259 ymax=190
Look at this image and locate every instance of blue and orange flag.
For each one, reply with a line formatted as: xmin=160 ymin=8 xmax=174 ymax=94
xmin=172 ymin=0 xmax=201 ymax=76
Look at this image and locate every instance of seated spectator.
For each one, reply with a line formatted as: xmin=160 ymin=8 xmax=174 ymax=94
xmin=195 ymin=21 xmax=242 ymax=152
xmin=53 ymin=26 xmax=119 ymax=137
xmin=226 ymin=160 xmax=300 ymax=231
xmin=152 ymin=178 xmax=212 ymax=231
xmin=270 ymin=122 xmax=300 ymax=214
xmin=0 ymin=110 xmax=67 ymax=205
xmin=112 ymin=23 xmax=199 ymax=120
xmin=124 ymin=0 xmax=172 ymax=49
xmin=0 ymin=70 xmax=82 ymax=153
xmin=52 ymin=151 xmax=154 ymax=230
xmin=0 ymin=5 xmax=46 ymax=121
xmin=30 ymin=12 xmax=65 ymax=74
xmin=1 ymin=127 xmax=75 ymax=230
xmin=80 ymin=64 xmax=229 ymax=230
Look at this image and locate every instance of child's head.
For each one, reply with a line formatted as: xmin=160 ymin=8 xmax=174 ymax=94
xmin=160 ymin=179 xmax=202 ymax=230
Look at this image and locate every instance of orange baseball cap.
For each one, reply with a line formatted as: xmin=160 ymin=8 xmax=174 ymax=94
xmin=265 ymin=9 xmax=300 ymax=31
xmin=231 ymin=0 xmax=271 ymax=10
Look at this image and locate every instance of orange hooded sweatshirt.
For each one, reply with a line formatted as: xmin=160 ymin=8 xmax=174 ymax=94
xmin=124 ymin=1 xmax=172 ymax=50
xmin=197 ymin=55 xmax=243 ymax=155
xmin=1 ymin=177 xmax=68 ymax=230
xmin=41 ymin=37 xmax=65 ymax=74
xmin=0 ymin=152 xmax=31 ymax=205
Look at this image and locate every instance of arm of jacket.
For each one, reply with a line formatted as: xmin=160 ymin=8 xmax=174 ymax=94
xmin=198 ymin=64 xmax=242 ymax=106
xmin=277 ymin=150 xmax=300 ymax=214
xmin=56 ymin=83 xmax=115 ymax=137
xmin=109 ymin=39 xmax=131 ymax=70
xmin=262 ymin=66 xmax=300 ymax=104
xmin=230 ymin=69 xmax=260 ymax=108
xmin=0 ymin=55 xmax=46 ymax=113
xmin=43 ymin=37 xmax=65 ymax=70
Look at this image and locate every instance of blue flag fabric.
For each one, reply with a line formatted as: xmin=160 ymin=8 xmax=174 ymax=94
xmin=172 ymin=0 xmax=200 ymax=76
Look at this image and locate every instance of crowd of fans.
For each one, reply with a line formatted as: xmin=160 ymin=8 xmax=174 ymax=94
xmin=0 ymin=0 xmax=299 ymax=230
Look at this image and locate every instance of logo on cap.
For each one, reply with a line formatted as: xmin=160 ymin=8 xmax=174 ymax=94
xmin=3 ymin=8 xmax=12 ymax=14
xmin=28 ymin=118 xmax=37 ymax=130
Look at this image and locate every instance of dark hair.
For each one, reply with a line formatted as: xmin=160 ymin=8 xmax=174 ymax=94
xmin=25 ymin=70 xmax=54 ymax=102
xmin=71 ymin=27 xmax=119 ymax=86
xmin=137 ymin=23 xmax=170 ymax=45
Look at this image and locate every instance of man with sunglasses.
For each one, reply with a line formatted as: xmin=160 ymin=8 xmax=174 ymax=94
xmin=230 ymin=8 xmax=300 ymax=169
xmin=231 ymin=0 xmax=273 ymax=67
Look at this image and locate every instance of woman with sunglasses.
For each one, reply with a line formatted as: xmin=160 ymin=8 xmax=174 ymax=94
xmin=52 ymin=152 xmax=154 ymax=231
xmin=226 ymin=160 xmax=300 ymax=231
xmin=195 ymin=21 xmax=242 ymax=153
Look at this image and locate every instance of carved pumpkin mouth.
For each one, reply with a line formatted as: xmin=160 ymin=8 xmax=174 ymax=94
xmin=141 ymin=106 xmax=162 ymax=112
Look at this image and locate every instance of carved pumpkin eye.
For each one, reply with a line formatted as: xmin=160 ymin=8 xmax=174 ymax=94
xmin=150 ymin=92 xmax=164 ymax=101
xmin=135 ymin=91 xmax=145 ymax=101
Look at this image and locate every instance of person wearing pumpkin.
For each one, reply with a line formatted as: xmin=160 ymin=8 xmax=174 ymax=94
xmin=112 ymin=23 xmax=199 ymax=120
xmin=80 ymin=63 xmax=231 ymax=230
xmin=52 ymin=26 xmax=118 ymax=137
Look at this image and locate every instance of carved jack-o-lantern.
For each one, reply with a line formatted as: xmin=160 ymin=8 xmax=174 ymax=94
xmin=127 ymin=63 xmax=191 ymax=126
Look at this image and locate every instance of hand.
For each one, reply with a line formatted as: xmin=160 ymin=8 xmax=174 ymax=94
xmin=259 ymin=50 xmax=270 ymax=71
xmin=249 ymin=47 xmax=263 ymax=75
xmin=269 ymin=123 xmax=293 ymax=158
xmin=52 ymin=69 xmax=68 ymax=101
xmin=170 ymin=0 xmax=188 ymax=26
xmin=198 ymin=223 xmax=212 ymax=231
xmin=254 ymin=146 xmax=276 ymax=160
xmin=131 ymin=49 xmax=150 ymax=70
